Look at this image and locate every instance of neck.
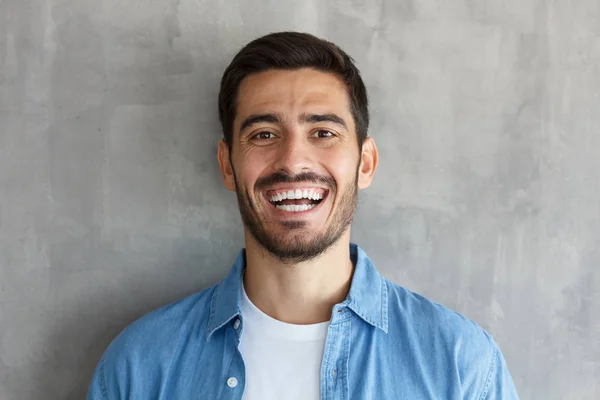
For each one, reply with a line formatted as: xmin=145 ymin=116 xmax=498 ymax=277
xmin=243 ymin=230 xmax=355 ymax=325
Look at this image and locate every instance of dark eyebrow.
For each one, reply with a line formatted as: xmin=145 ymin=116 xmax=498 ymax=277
xmin=239 ymin=113 xmax=282 ymax=132
xmin=299 ymin=113 xmax=348 ymax=130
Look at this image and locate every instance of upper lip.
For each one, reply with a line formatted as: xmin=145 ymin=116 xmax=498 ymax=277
xmin=262 ymin=184 xmax=328 ymax=191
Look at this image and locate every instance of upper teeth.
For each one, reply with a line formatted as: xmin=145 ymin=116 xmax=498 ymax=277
xmin=269 ymin=189 xmax=323 ymax=202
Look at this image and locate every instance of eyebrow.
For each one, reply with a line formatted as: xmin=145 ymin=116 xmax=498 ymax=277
xmin=239 ymin=113 xmax=282 ymax=132
xmin=299 ymin=113 xmax=348 ymax=130
xmin=238 ymin=112 xmax=348 ymax=133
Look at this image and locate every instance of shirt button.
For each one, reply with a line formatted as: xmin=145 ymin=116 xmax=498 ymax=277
xmin=227 ymin=377 xmax=238 ymax=388
xmin=331 ymin=368 xmax=337 ymax=379
xmin=233 ymin=319 xmax=241 ymax=330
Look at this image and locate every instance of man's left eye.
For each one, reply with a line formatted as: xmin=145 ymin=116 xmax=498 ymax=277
xmin=312 ymin=130 xmax=334 ymax=138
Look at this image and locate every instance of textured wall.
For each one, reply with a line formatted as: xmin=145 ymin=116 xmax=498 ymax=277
xmin=1 ymin=0 xmax=599 ymax=399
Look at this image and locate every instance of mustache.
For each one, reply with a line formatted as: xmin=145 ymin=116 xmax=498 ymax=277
xmin=255 ymin=172 xmax=335 ymax=190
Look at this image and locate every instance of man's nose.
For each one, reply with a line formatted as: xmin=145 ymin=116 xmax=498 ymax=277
xmin=271 ymin=133 xmax=314 ymax=176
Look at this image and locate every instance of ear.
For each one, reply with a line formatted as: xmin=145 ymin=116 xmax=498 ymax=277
xmin=357 ymin=137 xmax=378 ymax=189
xmin=217 ymin=139 xmax=236 ymax=191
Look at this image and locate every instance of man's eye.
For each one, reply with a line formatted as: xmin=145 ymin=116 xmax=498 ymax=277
xmin=312 ymin=130 xmax=334 ymax=138
xmin=253 ymin=131 xmax=275 ymax=140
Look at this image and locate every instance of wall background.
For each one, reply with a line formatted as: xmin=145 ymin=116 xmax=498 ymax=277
xmin=1 ymin=0 xmax=599 ymax=399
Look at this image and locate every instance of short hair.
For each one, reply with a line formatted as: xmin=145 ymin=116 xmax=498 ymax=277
xmin=218 ymin=31 xmax=369 ymax=149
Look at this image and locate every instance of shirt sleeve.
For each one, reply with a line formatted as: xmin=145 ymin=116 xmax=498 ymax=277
xmin=479 ymin=341 xmax=520 ymax=400
xmin=86 ymin=355 xmax=109 ymax=400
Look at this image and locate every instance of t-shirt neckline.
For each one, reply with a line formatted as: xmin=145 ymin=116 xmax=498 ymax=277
xmin=241 ymin=283 xmax=330 ymax=341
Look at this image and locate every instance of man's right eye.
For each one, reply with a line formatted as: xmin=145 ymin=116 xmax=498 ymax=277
xmin=253 ymin=131 xmax=275 ymax=140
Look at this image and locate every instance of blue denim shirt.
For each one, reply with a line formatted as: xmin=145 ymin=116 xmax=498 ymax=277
xmin=87 ymin=244 xmax=519 ymax=399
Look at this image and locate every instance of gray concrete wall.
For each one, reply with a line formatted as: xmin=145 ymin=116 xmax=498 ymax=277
xmin=1 ymin=0 xmax=599 ymax=399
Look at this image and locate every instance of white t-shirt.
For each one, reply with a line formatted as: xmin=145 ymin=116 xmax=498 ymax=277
xmin=239 ymin=285 xmax=329 ymax=400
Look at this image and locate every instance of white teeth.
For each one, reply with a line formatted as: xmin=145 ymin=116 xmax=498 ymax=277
xmin=275 ymin=204 xmax=316 ymax=212
xmin=269 ymin=189 xmax=326 ymax=202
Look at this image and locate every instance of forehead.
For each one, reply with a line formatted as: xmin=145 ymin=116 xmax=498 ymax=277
xmin=234 ymin=68 xmax=353 ymax=127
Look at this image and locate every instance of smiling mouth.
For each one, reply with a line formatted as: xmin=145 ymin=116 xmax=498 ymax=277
xmin=265 ymin=188 xmax=328 ymax=213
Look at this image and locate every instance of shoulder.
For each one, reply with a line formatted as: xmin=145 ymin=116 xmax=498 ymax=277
xmin=94 ymin=284 xmax=218 ymax=388
xmin=108 ymin=284 xmax=216 ymax=358
xmin=384 ymin=279 xmax=510 ymax=396
xmin=385 ymin=277 xmax=492 ymax=344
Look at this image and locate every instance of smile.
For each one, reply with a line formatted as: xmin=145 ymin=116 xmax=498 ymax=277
xmin=264 ymin=187 xmax=328 ymax=213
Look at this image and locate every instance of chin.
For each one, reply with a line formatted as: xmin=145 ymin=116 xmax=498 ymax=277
xmin=260 ymin=228 xmax=340 ymax=263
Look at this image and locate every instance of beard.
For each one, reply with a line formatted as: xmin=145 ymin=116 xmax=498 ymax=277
xmin=232 ymin=166 xmax=359 ymax=264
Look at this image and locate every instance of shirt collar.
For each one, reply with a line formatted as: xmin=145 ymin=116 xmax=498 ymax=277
xmin=345 ymin=243 xmax=389 ymax=333
xmin=206 ymin=243 xmax=388 ymax=339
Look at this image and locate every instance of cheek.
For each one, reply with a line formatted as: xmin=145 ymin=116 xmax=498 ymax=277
xmin=234 ymin=154 xmax=267 ymax=190
xmin=324 ymin=149 xmax=359 ymax=184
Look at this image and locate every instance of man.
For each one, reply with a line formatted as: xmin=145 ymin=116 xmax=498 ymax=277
xmin=87 ymin=31 xmax=519 ymax=399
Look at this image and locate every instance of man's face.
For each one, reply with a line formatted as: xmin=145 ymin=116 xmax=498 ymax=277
xmin=218 ymin=68 xmax=376 ymax=262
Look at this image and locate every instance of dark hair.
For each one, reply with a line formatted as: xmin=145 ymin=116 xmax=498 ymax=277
xmin=218 ymin=31 xmax=369 ymax=148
